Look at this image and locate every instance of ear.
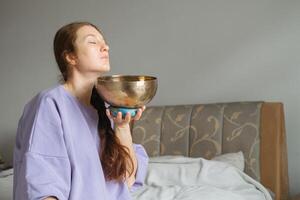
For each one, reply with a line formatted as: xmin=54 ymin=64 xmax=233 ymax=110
xmin=64 ymin=51 xmax=78 ymax=66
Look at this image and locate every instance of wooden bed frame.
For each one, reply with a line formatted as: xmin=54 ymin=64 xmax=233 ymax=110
xmin=260 ymin=103 xmax=289 ymax=200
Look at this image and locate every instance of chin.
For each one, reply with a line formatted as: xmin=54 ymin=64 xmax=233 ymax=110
xmin=98 ymin=63 xmax=110 ymax=72
xmin=103 ymin=64 xmax=110 ymax=72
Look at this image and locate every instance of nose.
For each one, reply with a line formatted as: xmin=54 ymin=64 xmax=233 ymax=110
xmin=101 ymin=44 xmax=109 ymax=52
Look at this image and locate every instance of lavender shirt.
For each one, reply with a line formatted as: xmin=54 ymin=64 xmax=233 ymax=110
xmin=13 ymin=85 xmax=149 ymax=200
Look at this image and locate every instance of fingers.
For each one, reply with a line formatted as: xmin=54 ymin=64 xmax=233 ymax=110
xmin=124 ymin=112 xmax=131 ymax=122
xmin=116 ymin=111 xmax=131 ymax=123
xmin=134 ymin=108 xmax=143 ymax=120
xmin=125 ymin=106 xmax=146 ymax=121
xmin=106 ymin=109 xmax=113 ymax=119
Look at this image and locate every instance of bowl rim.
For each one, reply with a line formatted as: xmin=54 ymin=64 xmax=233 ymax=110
xmin=97 ymin=75 xmax=157 ymax=82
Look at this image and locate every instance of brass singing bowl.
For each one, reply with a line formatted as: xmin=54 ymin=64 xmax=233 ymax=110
xmin=95 ymin=75 xmax=158 ymax=108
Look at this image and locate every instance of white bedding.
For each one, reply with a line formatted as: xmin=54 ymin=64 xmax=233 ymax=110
xmin=1 ymin=155 xmax=272 ymax=200
xmin=0 ymin=168 xmax=13 ymax=200
xmin=131 ymin=156 xmax=272 ymax=200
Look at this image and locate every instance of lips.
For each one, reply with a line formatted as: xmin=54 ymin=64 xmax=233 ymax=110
xmin=101 ymin=56 xmax=109 ymax=59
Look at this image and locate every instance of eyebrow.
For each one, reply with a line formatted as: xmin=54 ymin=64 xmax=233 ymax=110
xmin=83 ymin=34 xmax=104 ymax=42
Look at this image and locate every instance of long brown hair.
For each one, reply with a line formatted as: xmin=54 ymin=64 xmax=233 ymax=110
xmin=53 ymin=22 xmax=134 ymax=181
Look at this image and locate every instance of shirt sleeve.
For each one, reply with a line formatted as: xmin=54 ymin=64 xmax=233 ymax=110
xmin=13 ymin=97 xmax=71 ymax=200
xmin=130 ymin=143 xmax=149 ymax=192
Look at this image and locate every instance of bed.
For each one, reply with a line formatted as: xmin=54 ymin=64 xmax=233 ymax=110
xmin=0 ymin=101 xmax=289 ymax=200
xmin=130 ymin=101 xmax=289 ymax=200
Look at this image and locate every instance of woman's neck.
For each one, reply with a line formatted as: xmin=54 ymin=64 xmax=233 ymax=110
xmin=63 ymin=74 xmax=97 ymax=107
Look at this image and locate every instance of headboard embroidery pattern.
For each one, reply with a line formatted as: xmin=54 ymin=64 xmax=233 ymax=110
xmin=132 ymin=102 xmax=263 ymax=181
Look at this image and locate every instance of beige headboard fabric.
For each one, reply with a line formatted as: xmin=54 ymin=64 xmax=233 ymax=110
xmin=131 ymin=102 xmax=289 ymax=200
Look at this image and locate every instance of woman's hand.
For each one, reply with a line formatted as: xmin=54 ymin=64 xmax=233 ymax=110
xmin=106 ymin=106 xmax=146 ymax=128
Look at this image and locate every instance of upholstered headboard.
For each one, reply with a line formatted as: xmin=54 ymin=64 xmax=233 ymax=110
xmin=131 ymin=102 xmax=289 ymax=200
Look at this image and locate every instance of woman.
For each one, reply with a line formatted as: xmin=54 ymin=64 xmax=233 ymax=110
xmin=13 ymin=22 xmax=148 ymax=200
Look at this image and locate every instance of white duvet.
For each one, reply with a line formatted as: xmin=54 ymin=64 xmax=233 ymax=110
xmin=131 ymin=156 xmax=272 ymax=200
xmin=0 ymin=168 xmax=13 ymax=200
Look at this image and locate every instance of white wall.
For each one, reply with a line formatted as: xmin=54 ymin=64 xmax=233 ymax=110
xmin=0 ymin=0 xmax=299 ymax=196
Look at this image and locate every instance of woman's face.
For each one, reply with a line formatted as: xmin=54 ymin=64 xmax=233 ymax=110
xmin=72 ymin=25 xmax=110 ymax=75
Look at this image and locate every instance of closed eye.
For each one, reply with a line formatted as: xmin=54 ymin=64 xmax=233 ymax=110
xmin=88 ymin=41 xmax=97 ymax=44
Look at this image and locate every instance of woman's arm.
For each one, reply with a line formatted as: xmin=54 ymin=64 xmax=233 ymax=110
xmin=106 ymin=107 xmax=146 ymax=188
xmin=114 ymin=123 xmax=138 ymax=188
xmin=13 ymin=98 xmax=71 ymax=199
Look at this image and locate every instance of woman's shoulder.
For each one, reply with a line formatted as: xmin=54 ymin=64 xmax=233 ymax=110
xmin=37 ymin=84 xmax=64 ymax=101
xmin=23 ymin=85 xmax=64 ymax=114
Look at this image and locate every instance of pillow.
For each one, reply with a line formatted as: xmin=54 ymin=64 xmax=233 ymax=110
xmin=211 ymin=151 xmax=245 ymax=171
xmin=149 ymin=151 xmax=245 ymax=171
